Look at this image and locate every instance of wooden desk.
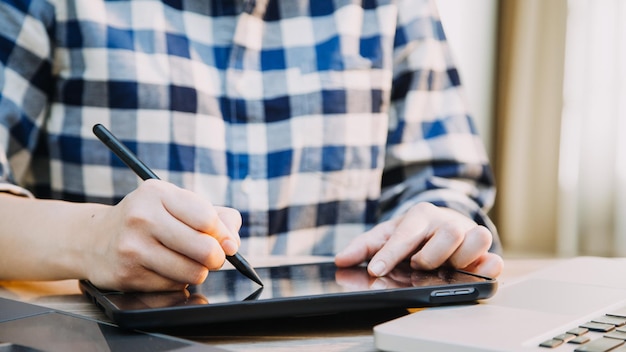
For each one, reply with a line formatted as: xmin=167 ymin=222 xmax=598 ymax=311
xmin=0 ymin=257 xmax=556 ymax=352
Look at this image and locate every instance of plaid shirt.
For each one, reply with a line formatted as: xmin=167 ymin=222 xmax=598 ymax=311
xmin=0 ymin=0 xmax=500 ymax=256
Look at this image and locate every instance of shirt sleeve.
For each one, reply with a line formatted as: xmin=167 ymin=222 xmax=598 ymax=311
xmin=0 ymin=0 xmax=55 ymax=197
xmin=379 ymin=0 xmax=501 ymax=252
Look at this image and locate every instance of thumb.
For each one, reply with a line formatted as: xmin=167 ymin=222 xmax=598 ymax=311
xmin=216 ymin=206 xmax=243 ymax=246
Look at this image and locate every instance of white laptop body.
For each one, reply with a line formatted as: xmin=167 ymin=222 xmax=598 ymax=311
xmin=374 ymin=256 xmax=626 ymax=352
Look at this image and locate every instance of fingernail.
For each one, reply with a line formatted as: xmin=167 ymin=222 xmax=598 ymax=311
xmin=370 ymin=278 xmax=388 ymax=290
xmin=222 ymin=239 xmax=238 ymax=255
xmin=369 ymin=260 xmax=386 ymax=277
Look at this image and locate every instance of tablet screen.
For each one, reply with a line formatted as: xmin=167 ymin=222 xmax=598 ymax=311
xmin=101 ymin=262 xmax=491 ymax=310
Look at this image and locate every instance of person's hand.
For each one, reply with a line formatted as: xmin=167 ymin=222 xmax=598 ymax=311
xmin=83 ymin=179 xmax=242 ymax=292
xmin=334 ymin=202 xmax=503 ymax=279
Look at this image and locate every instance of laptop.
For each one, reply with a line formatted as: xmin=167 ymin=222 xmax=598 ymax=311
xmin=0 ymin=297 xmax=224 ymax=351
xmin=374 ymin=256 xmax=626 ymax=352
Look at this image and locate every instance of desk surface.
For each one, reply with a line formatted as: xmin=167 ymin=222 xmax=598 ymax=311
xmin=0 ymin=257 xmax=555 ymax=352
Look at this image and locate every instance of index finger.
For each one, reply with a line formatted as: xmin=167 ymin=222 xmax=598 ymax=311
xmin=366 ymin=208 xmax=432 ymax=277
xmin=334 ymin=219 xmax=400 ymax=268
xmin=159 ymin=182 xmax=239 ymax=255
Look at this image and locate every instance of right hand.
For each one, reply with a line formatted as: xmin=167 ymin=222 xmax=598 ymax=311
xmin=84 ymin=179 xmax=242 ymax=292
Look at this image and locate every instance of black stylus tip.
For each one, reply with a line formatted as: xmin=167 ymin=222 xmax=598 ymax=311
xmin=226 ymin=253 xmax=264 ymax=286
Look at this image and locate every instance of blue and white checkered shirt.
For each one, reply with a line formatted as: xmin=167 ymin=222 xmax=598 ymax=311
xmin=0 ymin=0 xmax=500 ymax=256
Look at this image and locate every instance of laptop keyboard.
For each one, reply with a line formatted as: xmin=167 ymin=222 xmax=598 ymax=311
xmin=539 ymin=307 xmax=626 ymax=351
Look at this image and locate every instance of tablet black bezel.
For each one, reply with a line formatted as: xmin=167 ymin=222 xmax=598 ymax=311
xmin=80 ymin=262 xmax=497 ymax=330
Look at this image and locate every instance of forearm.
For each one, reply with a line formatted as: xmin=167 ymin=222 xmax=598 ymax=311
xmin=0 ymin=194 xmax=108 ymax=280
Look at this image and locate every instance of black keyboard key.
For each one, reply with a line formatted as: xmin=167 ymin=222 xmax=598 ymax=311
xmin=570 ymin=335 xmax=591 ymax=344
xmin=539 ymin=339 xmax=564 ymax=348
xmin=580 ymin=322 xmax=616 ymax=332
xmin=605 ymin=330 xmax=626 ymax=340
xmin=593 ymin=315 xmax=626 ymax=326
xmin=607 ymin=307 xmax=626 ymax=319
xmin=574 ymin=337 xmax=624 ymax=352
xmin=554 ymin=333 xmax=576 ymax=342
xmin=568 ymin=327 xmax=590 ymax=336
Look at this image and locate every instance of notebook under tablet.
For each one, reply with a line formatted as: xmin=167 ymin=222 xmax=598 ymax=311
xmin=374 ymin=256 xmax=626 ymax=352
xmin=80 ymin=261 xmax=497 ymax=330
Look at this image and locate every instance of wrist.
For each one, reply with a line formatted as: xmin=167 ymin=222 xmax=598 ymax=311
xmin=65 ymin=202 xmax=111 ymax=281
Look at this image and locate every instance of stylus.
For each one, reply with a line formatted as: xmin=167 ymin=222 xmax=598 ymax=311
xmin=92 ymin=123 xmax=264 ymax=287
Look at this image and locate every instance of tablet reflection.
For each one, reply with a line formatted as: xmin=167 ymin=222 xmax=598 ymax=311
xmin=334 ymin=263 xmax=474 ymax=291
xmin=243 ymin=287 xmax=263 ymax=301
xmin=107 ymin=262 xmax=483 ymax=310
xmin=107 ymin=289 xmax=208 ymax=310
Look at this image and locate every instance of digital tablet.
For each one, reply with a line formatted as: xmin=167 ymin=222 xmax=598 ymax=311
xmin=80 ymin=261 xmax=497 ymax=330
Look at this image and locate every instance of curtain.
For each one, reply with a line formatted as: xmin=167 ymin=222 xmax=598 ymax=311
xmin=493 ymin=0 xmax=567 ymax=256
xmin=557 ymin=0 xmax=626 ymax=257
xmin=495 ymin=0 xmax=626 ymax=258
